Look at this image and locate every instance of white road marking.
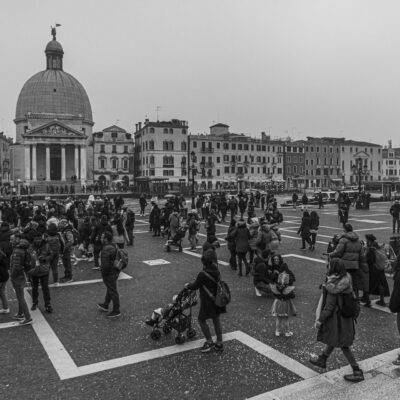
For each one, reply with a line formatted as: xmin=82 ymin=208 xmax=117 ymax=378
xmin=142 ymin=259 xmax=170 ymax=266
xmin=0 ymin=321 xmax=22 ymax=330
xmin=349 ymin=218 xmax=385 ymax=224
xmin=132 ymin=230 xmax=150 ymax=234
xmin=48 ymin=272 xmax=132 ymax=288
xmin=283 ymin=254 xmax=326 ymax=264
xmin=355 ymin=226 xmax=391 ymax=232
xmin=370 ymin=299 xmax=392 ymax=314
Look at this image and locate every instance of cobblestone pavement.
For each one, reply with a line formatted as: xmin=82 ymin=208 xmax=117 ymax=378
xmin=1 ymin=201 xmax=399 ymax=399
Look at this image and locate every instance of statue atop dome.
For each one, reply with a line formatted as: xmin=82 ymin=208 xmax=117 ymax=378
xmin=51 ymin=23 xmax=61 ymax=41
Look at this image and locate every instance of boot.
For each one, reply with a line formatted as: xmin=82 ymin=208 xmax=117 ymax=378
xmin=344 ymin=368 xmax=364 ymax=383
xmin=309 ymin=354 xmax=327 ymax=369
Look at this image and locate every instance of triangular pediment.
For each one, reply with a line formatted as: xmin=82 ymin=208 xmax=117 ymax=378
xmin=353 ymin=150 xmax=369 ymax=159
xmin=23 ymin=120 xmax=87 ymax=139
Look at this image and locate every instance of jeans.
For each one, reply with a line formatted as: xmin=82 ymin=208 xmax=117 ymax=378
xmin=102 ymin=271 xmax=120 ymax=312
xmin=198 ymin=316 xmax=223 ymax=343
xmin=301 ymin=235 xmax=312 ymax=248
xmin=0 ymin=281 xmax=9 ymax=309
xmin=126 ymin=226 xmax=134 ymax=245
xmin=12 ymin=280 xmax=31 ymax=319
xmin=393 ymin=218 xmax=400 ymax=234
xmin=237 ymin=251 xmax=250 ymax=275
xmin=31 ymin=274 xmax=51 ymax=307
xmin=323 ymin=345 xmax=358 ymax=368
xmin=49 ymin=254 xmax=59 ymax=283
xmin=62 ymin=249 xmax=72 ymax=279
xmin=94 ymin=243 xmax=102 ymax=269
xmin=310 ymin=233 xmax=317 ymax=245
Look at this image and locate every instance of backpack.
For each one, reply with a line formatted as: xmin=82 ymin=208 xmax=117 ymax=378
xmin=47 ymin=233 xmax=64 ymax=255
xmin=339 ymin=292 xmax=360 ymax=319
xmin=113 ymin=246 xmax=129 ymax=271
xmin=202 ymin=271 xmax=231 ymax=308
xmin=374 ymin=244 xmax=390 ymax=271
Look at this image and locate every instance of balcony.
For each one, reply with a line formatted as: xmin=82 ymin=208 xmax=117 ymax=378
xmin=200 ymin=148 xmax=214 ymax=153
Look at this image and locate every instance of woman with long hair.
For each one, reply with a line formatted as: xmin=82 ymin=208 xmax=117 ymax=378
xmin=111 ymin=213 xmax=128 ymax=249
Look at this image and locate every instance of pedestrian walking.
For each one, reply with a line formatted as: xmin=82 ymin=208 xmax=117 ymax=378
xmin=233 ymin=219 xmax=251 ymax=277
xmin=225 ymin=219 xmax=238 ymax=270
xmin=297 ymin=211 xmax=312 ymax=250
xmin=0 ymin=248 xmax=10 ymax=314
xmin=389 ymin=253 xmax=400 ymax=365
xmin=390 ymin=199 xmax=400 ymax=235
xmin=310 ymin=259 xmax=364 ymax=383
xmin=97 ymin=231 xmax=120 ymax=318
xmin=185 ymin=249 xmax=226 ymax=353
xmin=309 ymin=210 xmax=320 ymax=251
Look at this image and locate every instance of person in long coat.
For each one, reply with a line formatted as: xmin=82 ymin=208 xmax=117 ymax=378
xmin=233 ymin=219 xmax=251 ymax=276
xmin=389 ymin=254 xmax=400 ymax=365
xmin=185 ymin=249 xmax=226 ymax=353
xmin=361 ymin=234 xmax=390 ymax=307
xmin=150 ymin=204 xmax=161 ymax=237
xmin=297 ymin=211 xmax=312 ymax=250
xmin=310 ymin=259 xmax=364 ymax=383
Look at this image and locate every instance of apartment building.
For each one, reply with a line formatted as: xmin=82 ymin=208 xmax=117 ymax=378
xmin=189 ymin=124 xmax=284 ymax=190
xmin=282 ymin=140 xmax=306 ymax=189
xmin=340 ymin=140 xmax=382 ymax=185
xmin=92 ymin=125 xmax=134 ymax=186
xmin=0 ymin=132 xmax=13 ymax=183
xmin=134 ymin=119 xmax=188 ymax=184
xmin=382 ymin=141 xmax=400 ymax=181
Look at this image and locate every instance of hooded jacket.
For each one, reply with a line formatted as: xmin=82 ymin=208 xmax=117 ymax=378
xmin=317 ymin=273 xmax=355 ymax=347
xmin=329 ymin=232 xmax=363 ymax=270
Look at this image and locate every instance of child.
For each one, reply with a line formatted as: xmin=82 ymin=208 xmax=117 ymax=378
xmin=270 ymin=270 xmax=296 ymax=337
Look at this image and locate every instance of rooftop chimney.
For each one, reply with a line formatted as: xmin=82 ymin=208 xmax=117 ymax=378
xmin=138 ymin=122 xmax=142 ymax=130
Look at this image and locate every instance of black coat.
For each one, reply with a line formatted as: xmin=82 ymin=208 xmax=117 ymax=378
xmin=390 ymin=256 xmax=400 ymax=313
xmin=365 ymin=244 xmax=390 ymax=297
xmin=187 ymin=265 xmax=226 ymax=320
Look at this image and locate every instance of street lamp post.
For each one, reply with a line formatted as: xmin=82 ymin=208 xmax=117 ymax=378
xmin=190 ymin=151 xmax=197 ymax=209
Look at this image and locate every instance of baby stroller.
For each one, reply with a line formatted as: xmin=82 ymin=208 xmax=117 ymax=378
xmin=147 ymin=288 xmax=198 ymax=344
xmin=164 ymin=225 xmax=188 ymax=252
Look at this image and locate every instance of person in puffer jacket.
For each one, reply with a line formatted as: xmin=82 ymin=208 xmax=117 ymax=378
xmin=10 ymin=236 xmax=32 ymax=325
xmin=329 ymin=223 xmax=365 ymax=296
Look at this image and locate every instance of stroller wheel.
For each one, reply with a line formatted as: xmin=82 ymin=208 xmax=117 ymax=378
xmin=175 ymin=334 xmax=185 ymax=345
xmin=150 ymin=330 xmax=162 ymax=340
xmin=186 ymin=328 xmax=196 ymax=339
xmin=163 ymin=325 xmax=172 ymax=334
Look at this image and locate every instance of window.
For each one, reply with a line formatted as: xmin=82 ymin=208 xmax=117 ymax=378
xmin=169 ymin=128 xmax=173 ymax=134
xmin=192 ymin=141 xmax=197 ymax=148
xmin=182 ymin=129 xmax=187 ymax=134
xmin=163 ymin=156 xmax=174 ymax=167
xmin=217 ymin=142 xmax=220 ymax=149
xmin=124 ymin=146 xmax=128 ymax=153
xmin=244 ymin=144 xmax=249 ymax=151
xmin=223 ymin=155 xmax=229 ymax=162
xmin=216 ymin=157 xmax=220 ymax=163
xmin=150 ymin=127 xmax=155 ymax=133
xmin=163 ymin=141 xmax=174 ymax=151
xmin=217 ymin=169 xmax=220 ymax=176
xmin=163 ymin=170 xmax=174 ymax=176
xmin=181 ymin=141 xmax=187 ymax=151
xmin=149 ymin=140 xmax=154 ymax=150
xmin=163 ymin=128 xmax=168 ymax=134
xmin=224 ymin=166 xmax=229 ymax=173
xmin=231 ymin=166 xmax=235 ymax=173
xmin=111 ymin=158 xmax=118 ymax=169
xmin=111 ymin=132 xmax=118 ymax=139
xmin=232 ymin=143 xmax=236 ymax=150
xmin=262 ymin=145 xmax=266 ymax=151
xmin=238 ymin=144 xmax=242 ymax=150
xmin=149 ymin=169 xmax=155 ymax=176
xmin=98 ymin=157 xmax=106 ymax=169
xmin=122 ymin=158 xmax=129 ymax=170
xmin=100 ymin=144 xmax=105 ymax=153
xmin=223 ymin=143 xmax=229 ymax=150
xmin=149 ymin=155 xmax=154 ymax=164
xmin=112 ymin=145 xmax=117 ymax=153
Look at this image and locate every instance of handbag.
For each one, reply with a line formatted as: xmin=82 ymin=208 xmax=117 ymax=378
xmin=29 ymin=262 xmax=50 ymax=277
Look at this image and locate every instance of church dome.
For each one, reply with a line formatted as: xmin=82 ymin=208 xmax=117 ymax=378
xmin=15 ymin=35 xmax=93 ymax=124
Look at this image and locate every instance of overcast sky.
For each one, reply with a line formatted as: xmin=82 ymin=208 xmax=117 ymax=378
xmin=1 ymin=0 xmax=399 ymax=145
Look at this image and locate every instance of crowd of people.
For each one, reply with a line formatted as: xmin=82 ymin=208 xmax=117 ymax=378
xmin=1 ymin=189 xmax=400 ymax=387
xmin=0 ymin=194 xmax=135 ymax=324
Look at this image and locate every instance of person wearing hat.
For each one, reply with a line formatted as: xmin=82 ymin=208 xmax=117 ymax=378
xmin=185 ymin=249 xmax=226 ymax=353
xmin=390 ymin=200 xmax=400 ymax=235
xmin=362 ymin=234 xmax=390 ymax=307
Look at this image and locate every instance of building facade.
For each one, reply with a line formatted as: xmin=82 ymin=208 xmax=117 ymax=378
xmin=282 ymin=140 xmax=306 ymax=189
xmin=340 ymin=140 xmax=382 ymax=185
xmin=92 ymin=125 xmax=134 ymax=187
xmin=134 ymin=119 xmax=189 ymax=185
xmin=11 ymin=28 xmax=93 ymax=190
xmin=0 ymin=132 xmax=13 ymax=183
xmin=189 ymin=124 xmax=284 ymax=190
xmin=382 ymin=142 xmax=400 ymax=181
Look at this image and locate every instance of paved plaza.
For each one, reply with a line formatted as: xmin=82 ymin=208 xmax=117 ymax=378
xmin=1 ymin=201 xmax=400 ymax=399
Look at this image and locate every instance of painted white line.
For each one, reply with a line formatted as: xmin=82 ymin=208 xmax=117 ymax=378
xmin=283 ymin=254 xmax=327 ymax=264
xmin=132 ymin=230 xmax=150 ymax=234
xmin=48 ymin=272 xmax=132 ymax=288
xmin=0 ymin=321 xmax=21 ymax=330
xmin=281 ymin=234 xmax=329 ymax=245
xmin=349 ymin=219 xmax=385 ymax=224
xmin=370 ymin=299 xmax=392 ymax=314
xmin=234 ymin=331 xmax=318 ymax=380
xmin=355 ymin=226 xmax=391 ymax=232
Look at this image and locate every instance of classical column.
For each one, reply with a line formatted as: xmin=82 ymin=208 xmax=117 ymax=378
xmin=24 ymin=145 xmax=31 ymax=181
xmin=61 ymin=145 xmax=66 ymax=181
xmin=80 ymin=145 xmax=87 ymax=182
xmin=46 ymin=146 xmax=51 ymax=181
xmin=31 ymin=144 xmax=37 ymax=181
xmin=74 ymin=145 xmax=80 ymax=179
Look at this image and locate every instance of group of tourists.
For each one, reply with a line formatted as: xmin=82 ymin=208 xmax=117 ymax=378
xmin=0 ymin=194 xmax=135 ymax=325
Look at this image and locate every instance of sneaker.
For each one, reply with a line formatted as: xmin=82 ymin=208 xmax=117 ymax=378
xmin=0 ymin=308 xmax=10 ymax=314
xmin=97 ymin=303 xmax=109 ymax=312
xmin=344 ymin=369 xmax=364 ymax=383
xmin=200 ymin=341 xmax=213 ymax=353
xmin=284 ymin=331 xmax=293 ymax=337
xmin=19 ymin=318 xmax=33 ymax=326
xmin=214 ymin=342 xmax=224 ymax=352
xmin=13 ymin=314 xmax=24 ymax=320
xmin=106 ymin=310 xmax=121 ymax=318
xmin=31 ymin=304 xmax=37 ymax=311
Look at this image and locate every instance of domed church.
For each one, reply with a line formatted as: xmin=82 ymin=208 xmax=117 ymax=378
xmin=13 ymin=27 xmax=93 ymax=187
